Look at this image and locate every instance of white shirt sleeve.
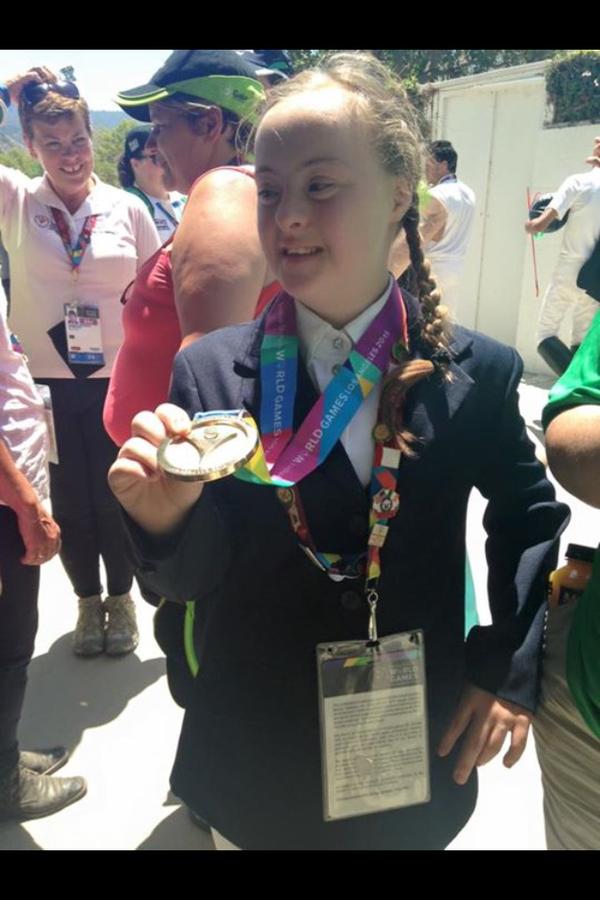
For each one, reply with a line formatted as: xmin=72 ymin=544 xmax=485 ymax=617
xmin=129 ymin=199 xmax=162 ymax=269
xmin=0 ymin=164 xmax=30 ymax=231
xmin=549 ymin=174 xmax=584 ymax=219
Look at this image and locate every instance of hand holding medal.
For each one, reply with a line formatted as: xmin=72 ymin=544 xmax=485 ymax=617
xmin=108 ymin=403 xmax=207 ymax=538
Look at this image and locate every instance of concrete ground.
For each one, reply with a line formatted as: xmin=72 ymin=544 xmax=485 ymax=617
xmin=1 ymin=374 xmax=599 ymax=851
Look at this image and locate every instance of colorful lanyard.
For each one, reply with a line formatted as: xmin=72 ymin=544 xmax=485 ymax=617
xmin=50 ymin=207 xmax=99 ymax=278
xmin=235 ymin=285 xmax=406 ymax=488
xmin=232 ymin=284 xmax=410 ymax=639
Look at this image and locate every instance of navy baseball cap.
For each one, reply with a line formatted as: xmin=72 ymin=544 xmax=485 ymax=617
xmin=116 ymin=49 xmax=265 ymax=123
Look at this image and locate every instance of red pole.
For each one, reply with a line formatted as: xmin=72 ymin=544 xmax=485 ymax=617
xmin=526 ymin=187 xmax=540 ymax=298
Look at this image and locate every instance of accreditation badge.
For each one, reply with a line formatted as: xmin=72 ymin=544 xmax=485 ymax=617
xmin=158 ymin=410 xmax=259 ymax=482
xmin=64 ymin=303 xmax=105 ymax=365
xmin=316 ymin=630 xmax=430 ymax=821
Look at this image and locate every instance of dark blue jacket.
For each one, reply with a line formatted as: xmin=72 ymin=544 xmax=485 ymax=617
xmin=131 ymin=294 xmax=569 ymax=850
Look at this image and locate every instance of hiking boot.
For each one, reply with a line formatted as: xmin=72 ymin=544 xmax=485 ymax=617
xmin=104 ymin=593 xmax=139 ymax=656
xmin=73 ymin=595 xmax=105 ymax=656
xmin=0 ymin=765 xmax=86 ymax=821
xmin=19 ymin=747 xmax=69 ymax=776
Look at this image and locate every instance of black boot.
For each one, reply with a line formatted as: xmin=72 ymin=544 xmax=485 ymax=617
xmin=537 ymin=337 xmax=573 ymax=376
xmin=0 ymin=765 xmax=86 ymax=821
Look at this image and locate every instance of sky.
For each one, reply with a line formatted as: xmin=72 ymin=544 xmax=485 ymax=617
xmin=1 ymin=50 xmax=173 ymax=110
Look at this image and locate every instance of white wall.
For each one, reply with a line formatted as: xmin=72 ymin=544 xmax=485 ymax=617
xmin=428 ymin=62 xmax=598 ymax=374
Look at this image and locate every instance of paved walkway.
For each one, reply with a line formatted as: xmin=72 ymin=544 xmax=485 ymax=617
xmin=1 ymin=375 xmax=598 ymax=850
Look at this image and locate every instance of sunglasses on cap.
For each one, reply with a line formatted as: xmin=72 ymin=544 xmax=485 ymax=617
xmin=21 ymin=79 xmax=80 ymax=107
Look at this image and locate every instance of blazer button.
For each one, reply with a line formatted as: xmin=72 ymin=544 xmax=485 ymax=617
xmin=341 ymin=590 xmax=362 ymax=611
xmin=348 ymin=515 xmax=369 ymax=536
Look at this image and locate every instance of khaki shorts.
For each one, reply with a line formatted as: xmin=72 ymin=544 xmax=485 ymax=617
xmin=533 ymin=602 xmax=600 ymax=850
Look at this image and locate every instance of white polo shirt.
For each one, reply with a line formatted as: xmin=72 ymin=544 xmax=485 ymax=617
xmin=0 ymin=167 xmax=160 ymax=379
xmin=0 ymin=283 xmax=49 ymax=504
xmin=549 ymin=169 xmax=600 ymax=282
xmin=425 ymin=176 xmax=476 ymax=276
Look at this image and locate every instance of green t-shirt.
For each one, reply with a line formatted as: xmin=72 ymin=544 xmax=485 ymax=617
xmin=542 ymin=309 xmax=600 ymax=431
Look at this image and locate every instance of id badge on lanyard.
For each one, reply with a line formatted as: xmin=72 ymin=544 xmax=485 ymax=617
xmin=64 ymin=303 xmax=104 ymax=365
xmin=316 ymin=630 xmax=430 ymax=821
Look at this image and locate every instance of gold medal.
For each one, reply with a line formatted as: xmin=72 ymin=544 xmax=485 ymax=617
xmin=372 ymin=422 xmax=392 ymax=444
xmin=158 ymin=411 xmax=259 ymax=482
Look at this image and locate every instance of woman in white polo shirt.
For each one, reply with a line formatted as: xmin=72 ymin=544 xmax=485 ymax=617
xmin=0 ymin=67 xmax=160 ymax=657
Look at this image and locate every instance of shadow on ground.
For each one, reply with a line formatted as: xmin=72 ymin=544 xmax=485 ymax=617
xmin=137 ymin=799 xmax=214 ymax=851
xmin=17 ymin=633 xmax=164 ymax=752
xmin=0 ymin=822 xmax=42 ymax=850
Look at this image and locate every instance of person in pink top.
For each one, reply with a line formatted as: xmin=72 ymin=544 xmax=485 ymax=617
xmin=104 ymin=50 xmax=283 ymax=448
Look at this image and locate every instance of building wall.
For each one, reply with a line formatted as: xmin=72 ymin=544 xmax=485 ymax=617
xmin=428 ymin=63 xmax=598 ymax=373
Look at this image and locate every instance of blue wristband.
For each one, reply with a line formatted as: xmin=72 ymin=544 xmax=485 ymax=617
xmin=0 ymin=84 xmax=10 ymax=108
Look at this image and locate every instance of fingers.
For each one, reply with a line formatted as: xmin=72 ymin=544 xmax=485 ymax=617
xmin=111 ymin=439 xmax=162 ymax=488
xmin=130 ymin=404 xmax=191 ymax=445
xmin=503 ymin=717 xmax=531 ymax=768
xmin=437 ymin=699 xmax=473 ymax=759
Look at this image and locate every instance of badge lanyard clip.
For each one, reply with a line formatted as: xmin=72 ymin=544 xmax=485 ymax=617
xmin=367 ymin=589 xmax=379 ymax=646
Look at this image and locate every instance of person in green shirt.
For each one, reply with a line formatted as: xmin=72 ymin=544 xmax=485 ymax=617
xmin=534 ymin=238 xmax=600 ymax=847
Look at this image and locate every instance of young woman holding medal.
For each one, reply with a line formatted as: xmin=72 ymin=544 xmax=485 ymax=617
xmin=110 ymin=54 xmax=569 ymax=850
xmin=0 ymin=67 xmax=160 ymax=657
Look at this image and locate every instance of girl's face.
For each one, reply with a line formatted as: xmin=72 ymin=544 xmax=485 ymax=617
xmin=28 ymin=111 xmax=94 ymax=204
xmin=255 ymin=87 xmax=408 ymax=324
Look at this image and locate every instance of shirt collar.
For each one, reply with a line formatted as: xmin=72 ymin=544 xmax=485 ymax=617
xmin=295 ymin=276 xmax=394 ymax=365
xmin=438 ymin=174 xmax=457 ymax=185
xmin=32 ymin=173 xmax=111 ymax=216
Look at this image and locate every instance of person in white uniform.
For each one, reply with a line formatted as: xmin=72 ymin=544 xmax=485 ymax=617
xmin=0 ymin=66 xmax=160 ymax=658
xmin=525 ymin=156 xmax=600 ymax=376
xmin=390 ymin=140 xmax=475 ymax=317
xmin=118 ymin=126 xmax=185 ymax=242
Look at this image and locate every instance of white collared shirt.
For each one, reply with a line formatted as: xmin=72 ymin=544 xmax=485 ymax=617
xmin=294 ymin=278 xmax=393 ymax=487
xmin=0 ymin=167 xmax=160 ymax=378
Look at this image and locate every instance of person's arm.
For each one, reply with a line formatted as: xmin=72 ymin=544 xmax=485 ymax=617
xmin=585 ymin=136 xmax=600 ymax=168
xmin=0 ymin=437 xmax=60 ymax=564
xmin=439 ymin=345 xmax=569 ymax=783
xmin=524 ymin=206 xmax=558 ymax=235
xmin=171 ymin=168 xmax=268 ymax=348
xmin=389 ymin=196 xmax=447 ymax=278
xmin=546 ymin=406 xmax=600 ymax=507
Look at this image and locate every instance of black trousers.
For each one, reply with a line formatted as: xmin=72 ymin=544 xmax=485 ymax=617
xmin=0 ymin=506 xmax=39 ymax=777
xmin=37 ymin=379 xmax=135 ymax=598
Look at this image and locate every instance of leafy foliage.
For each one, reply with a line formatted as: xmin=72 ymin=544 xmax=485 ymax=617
xmin=92 ymin=121 xmax=131 ymax=186
xmin=0 ymin=144 xmax=42 ymax=178
xmin=546 ymin=50 xmax=600 ymax=125
xmin=288 ymin=49 xmax=560 ymax=82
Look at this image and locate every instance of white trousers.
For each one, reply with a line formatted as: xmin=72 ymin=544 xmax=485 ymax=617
xmin=536 ymin=279 xmax=598 ymax=346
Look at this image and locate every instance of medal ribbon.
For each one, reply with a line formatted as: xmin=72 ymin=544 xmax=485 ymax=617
xmin=50 ymin=208 xmax=99 ymax=276
xmin=235 ymin=284 xmax=407 ymax=488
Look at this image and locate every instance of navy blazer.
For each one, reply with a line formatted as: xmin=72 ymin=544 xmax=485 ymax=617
xmin=132 ymin=294 xmax=569 ymax=850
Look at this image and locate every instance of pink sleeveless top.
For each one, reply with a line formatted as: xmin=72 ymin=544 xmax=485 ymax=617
xmin=103 ymin=166 xmax=279 ymax=447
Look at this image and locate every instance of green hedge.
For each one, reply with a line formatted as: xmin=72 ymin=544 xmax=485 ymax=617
xmin=546 ymin=50 xmax=600 ymax=125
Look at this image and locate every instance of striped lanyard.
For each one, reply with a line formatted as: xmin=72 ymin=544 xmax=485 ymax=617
xmin=233 ymin=285 xmax=409 ymax=636
xmin=50 ymin=207 xmax=99 ymax=279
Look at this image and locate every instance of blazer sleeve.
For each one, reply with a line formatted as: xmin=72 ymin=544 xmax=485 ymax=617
xmin=124 ymin=349 xmax=233 ymax=605
xmin=468 ymin=347 xmax=570 ymax=711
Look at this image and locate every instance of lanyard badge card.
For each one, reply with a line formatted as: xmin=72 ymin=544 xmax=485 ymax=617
xmin=63 ymin=303 xmax=104 ymax=366
xmin=316 ymin=630 xmax=430 ymax=821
